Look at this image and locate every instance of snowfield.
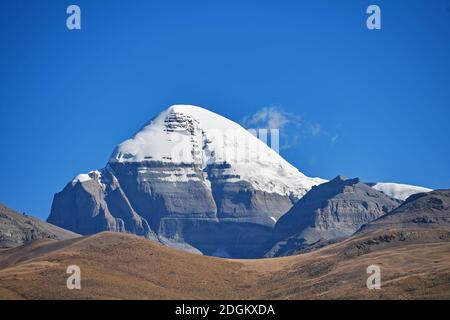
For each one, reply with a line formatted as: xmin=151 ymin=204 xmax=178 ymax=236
xmin=372 ymin=182 xmax=432 ymax=201
xmin=108 ymin=105 xmax=326 ymax=198
xmin=71 ymin=105 xmax=431 ymax=201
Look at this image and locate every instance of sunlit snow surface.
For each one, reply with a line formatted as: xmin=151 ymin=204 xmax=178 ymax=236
xmin=71 ymin=105 xmax=431 ymax=201
xmin=372 ymin=182 xmax=432 ymax=201
xmin=108 ymin=105 xmax=326 ymax=198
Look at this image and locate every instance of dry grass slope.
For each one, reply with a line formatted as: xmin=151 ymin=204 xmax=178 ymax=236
xmin=0 ymin=230 xmax=449 ymax=300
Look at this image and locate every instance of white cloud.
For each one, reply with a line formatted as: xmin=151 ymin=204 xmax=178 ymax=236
xmin=241 ymin=107 xmax=295 ymax=129
xmin=309 ymin=123 xmax=321 ymax=136
xmin=242 ymin=106 xmax=340 ymax=151
xmin=330 ymin=135 xmax=339 ymax=144
xmin=241 ymin=106 xmax=323 ymax=150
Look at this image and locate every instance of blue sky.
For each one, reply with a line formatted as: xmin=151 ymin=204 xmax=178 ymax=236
xmin=1 ymin=0 xmax=449 ymax=220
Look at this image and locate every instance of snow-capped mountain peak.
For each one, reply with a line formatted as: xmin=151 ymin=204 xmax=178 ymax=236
xmin=50 ymin=105 xmax=326 ymax=257
xmin=48 ymin=105 xmax=434 ymax=258
xmin=109 ymin=105 xmax=325 ymax=197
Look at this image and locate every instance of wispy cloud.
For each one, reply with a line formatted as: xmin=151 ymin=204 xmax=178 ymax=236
xmin=330 ymin=134 xmax=339 ymax=144
xmin=308 ymin=123 xmax=321 ymax=136
xmin=241 ymin=106 xmax=324 ymax=150
xmin=241 ymin=107 xmax=294 ymax=129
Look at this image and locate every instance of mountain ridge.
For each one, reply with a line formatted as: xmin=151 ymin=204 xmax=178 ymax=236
xmin=266 ymin=176 xmax=401 ymax=257
xmin=0 ymin=203 xmax=79 ymax=249
xmin=48 ymin=105 xmax=326 ymax=258
xmin=46 ymin=105 xmax=432 ymax=258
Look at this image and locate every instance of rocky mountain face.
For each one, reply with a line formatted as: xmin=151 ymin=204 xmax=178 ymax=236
xmin=46 ymin=105 xmax=434 ymax=258
xmin=338 ymin=189 xmax=450 ymax=259
xmin=360 ymin=189 xmax=450 ymax=232
xmin=266 ymin=176 xmax=402 ymax=257
xmin=0 ymin=203 xmax=79 ymax=248
xmin=48 ymin=105 xmax=324 ymax=258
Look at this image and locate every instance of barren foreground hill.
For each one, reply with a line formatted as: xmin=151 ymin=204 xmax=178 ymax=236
xmin=0 ymin=204 xmax=79 ymax=249
xmin=0 ymin=229 xmax=449 ymax=300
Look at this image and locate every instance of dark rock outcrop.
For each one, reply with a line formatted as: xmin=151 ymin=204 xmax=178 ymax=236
xmin=48 ymin=162 xmax=295 ymax=258
xmin=0 ymin=203 xmax=79 ymax=248
xmin=360 ymin=189 xmax=450 ymax=232
xmin=266 ymin=176 xmax=402 ymax=257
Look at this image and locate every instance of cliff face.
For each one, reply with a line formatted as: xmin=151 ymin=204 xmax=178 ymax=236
xmin=49 ymin=168 xmax=156 ymax=239
xmin=48 ymin=162 xmax=298 ymax=258
xmin=360 ymin=189 xmax=450 ymax=232
xmin=267 ymin=176 xmax=401 ymax=257
xmin=0 ymin=203 xmax=79 ymax=248
xmin=48 ymin=105 xmax=324 ymax=258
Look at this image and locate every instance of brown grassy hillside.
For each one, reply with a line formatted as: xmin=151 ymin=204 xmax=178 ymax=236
xmin=0 ymin=230 xmax=449 ymax=300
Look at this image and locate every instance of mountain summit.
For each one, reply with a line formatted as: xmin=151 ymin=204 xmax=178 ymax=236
xmin=109 ymin=105 xmax=324 ymax=197
xmin=48 ymin=105 xmax=324 ymax=257
xmin=266 ymin=176 xmax=401 ymax=256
